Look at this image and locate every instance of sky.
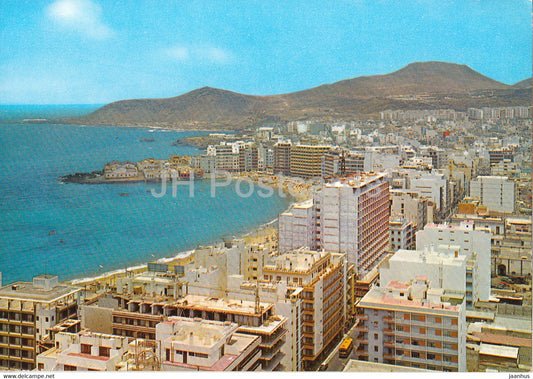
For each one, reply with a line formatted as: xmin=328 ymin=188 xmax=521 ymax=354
xmin=0 ymin=0 xmax=531 ymax=104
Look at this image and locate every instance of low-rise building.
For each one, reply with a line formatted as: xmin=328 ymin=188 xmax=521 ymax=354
xmin=156 ymin=317 xmax=261 ymax=371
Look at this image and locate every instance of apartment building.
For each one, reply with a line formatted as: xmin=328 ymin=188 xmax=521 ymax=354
xmin=278 ymin=199 xmax=317 ymax=252
xmin=416 ymin=222 xmax=491 ymax=303
xmin=318 ymin=174 xmax=389 ymax=274
xmin=262 ymin=249 xmax=345 ymax=369
xmin=420 ymin=146 xmax=448 ymax=170
xmin=273 ymin=142 xmax=291 ymax=176
xmin=355 ymin=277 xmax=466 ymax=372
xmin=91 ymin=293 xmax=287 ymax=371
xmin=470 ymin=176 xmax=516 ymax=213
xmin=289 ymin=145 xmax=330 ymax=178
xmin=389 ymin=219 xmax=416 ymax=252
xmin=156 ymin=317 xmax=261 ymax=371
xmin=390 ymin=189 xmax=429 ymax=229
xmin=37 ymin=330 xmax=130 ymax=371
xmin=0 ymin=275 xmax=81 ymax=370
xmin=321 ymin=149 xmax=370 ymax=178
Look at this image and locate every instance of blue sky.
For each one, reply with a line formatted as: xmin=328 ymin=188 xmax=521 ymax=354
xmin=0 ymin=0 xmax=531 ymax=104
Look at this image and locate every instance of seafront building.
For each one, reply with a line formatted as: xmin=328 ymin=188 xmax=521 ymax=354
xmin=289 ymin=145 xmax=330 ymax=179
xmin=0 ymin=275 xmax=81 ymax=370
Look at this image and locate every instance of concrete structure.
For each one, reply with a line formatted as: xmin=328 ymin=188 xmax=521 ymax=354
xmin=289 ymin=145 xmax=330 ymax=178
xmin=278 ymin=199 xmax=317 ymax=252
xmin=389 ymin=220 xmax=416 ymax=252
xmin=278 ymin=172 xmax=390 ymax=275
xmin=355 ymin=278 xmax=466 ymax=372
xmin=96 ymin=293 xmax=287 ymax=371
xmin=37 ymin=330 xmax=130 ymax=371
xmin=416 ymin=222 xmax=491 ymax=304
xmin=0 ymin=275 xmax=81 ymax=370
xmin=317 ymin=174 xmax=389 ymax=273
xmin=390 ymin=189 xmax=429 ymax=229
xmin=420 ymin=146 xmax=448 ymax=170
xmin=273 ymin=142 xmax=291 ymax=176
xmin=263 ymin=249 xmax=345 ymax=369
xmin=156 ymin=317 xmax=261 ymax=371
xmin=470 ymin=176 xmax=516 ymax=213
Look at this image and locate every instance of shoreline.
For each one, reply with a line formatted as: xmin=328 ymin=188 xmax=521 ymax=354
xmin=67 ymin=215 xmax=282 ymax=287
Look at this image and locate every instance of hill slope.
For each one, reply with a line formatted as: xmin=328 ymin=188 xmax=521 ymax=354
xmin=69 ymin=61 xmax=530 ymax=129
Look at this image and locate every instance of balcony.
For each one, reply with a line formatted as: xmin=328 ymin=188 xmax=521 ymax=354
xmin=383 ymin=340 xmax=395 ymax=348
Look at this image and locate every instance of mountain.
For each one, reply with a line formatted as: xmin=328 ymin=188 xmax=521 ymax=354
xmin=512 ymin=77 xmax=532 ymax=89
xmin=68 ymin=61 xmax=531 ymax=129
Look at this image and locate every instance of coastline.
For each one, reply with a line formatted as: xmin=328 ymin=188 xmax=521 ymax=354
xmin=67 ymin=214 xmax=283 ymax=287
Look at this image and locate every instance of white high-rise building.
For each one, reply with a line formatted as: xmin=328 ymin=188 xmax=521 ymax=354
xmin=278 ymin=173 xmax=390 ymax=276
xmin=317 ymin=173 xmax=389 ymax=273
xmin=279 ymin=199 xmax=317 ymax=252
xmin=470 ymin=176 xmax=516 ymax=213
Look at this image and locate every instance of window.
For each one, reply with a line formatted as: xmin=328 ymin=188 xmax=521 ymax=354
xmin=64 ymin=365 xmax=77 ymax=371
xmin=99 ymin=346 xmax=110 ymax=358
xmin=81 ymin=344 xmax=92 ymax=354
xmin=412 ymin=352 xmax=420 ymax=358
xmin=45 ymin=317 xmax=48 ymax=323
xmin=427 ymin=353 xmax=435 ymax=360
xmin=374 ymin=346 xmax=379 ymax=352
xmin=374 ymin=333 xmax=378 ymax=340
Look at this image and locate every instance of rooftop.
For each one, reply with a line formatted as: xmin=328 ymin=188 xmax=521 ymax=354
xmin=174 ymin=295 xmax=272 ymax=316
xmin=359 ymin=286 xmax=460 ymax=313
xmin=265 ymin=249 xmax=329 ymax=273
xmin=325 ymin=172 xmax=385 ymax=189
xmin=0 ymin=281 xmax=80 ymax=303
xmin=479 ymin=343 xmax=519 ymax=359
xmin=344 ymin=359 xmax=429 ymax=372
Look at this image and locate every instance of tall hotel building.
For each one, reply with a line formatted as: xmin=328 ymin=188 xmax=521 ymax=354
xmin=280 ymin=172 xmax=389 ymax=276
xmin=289 ymin=145 xmax=330 ymax=179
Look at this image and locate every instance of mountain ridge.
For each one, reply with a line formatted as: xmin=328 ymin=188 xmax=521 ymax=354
xmin=67 ymin=61 xmax=531 ymax=129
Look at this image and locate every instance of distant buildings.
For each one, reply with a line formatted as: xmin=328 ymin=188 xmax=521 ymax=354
xmin=470 ymin=176 xmax=516 ymax=213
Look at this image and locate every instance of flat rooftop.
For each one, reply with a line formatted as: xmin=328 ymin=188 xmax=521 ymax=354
xmin=325 ymin=172 xmax=385 ymax=188
xmin=174 ymin=294 xmax=272 ymax=316
xmin=344 ymin=359 xmax=429 ymax=372
xmin=265 ymin=249 xmax=329 ymax=273
xmin=0 ymin=281 xmax=79 ymax=303
xmin=479 ymin=343 xmax=518 ymax=359
xmin=390 ymin=248 xmax=466 ymax=267
xmin=360 ymin=287 xmax=460 ymax=313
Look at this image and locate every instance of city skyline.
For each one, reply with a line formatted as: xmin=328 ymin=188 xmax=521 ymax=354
xmin=0 ymin=0 xmax=531 ymax=104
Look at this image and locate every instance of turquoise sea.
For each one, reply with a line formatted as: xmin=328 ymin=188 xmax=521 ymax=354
xmin=0 ymin=106 xmax=290 ymax=284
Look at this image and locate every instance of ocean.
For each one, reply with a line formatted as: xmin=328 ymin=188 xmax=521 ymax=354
xmin=0 ymin=105 xmax=291 ymax=284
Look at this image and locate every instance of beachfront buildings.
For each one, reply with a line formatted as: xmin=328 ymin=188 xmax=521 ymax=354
xmin=470 ymin=176 xmax=516 ymax=214
xmin=289 ymin=145 xmax=330 ymax=179
xmin=0 ymin=275 xmax=81 ymax=370
xmin=355 ymin=277 xmax=466 ymax=372
xmin=278 ymin=199 xmax=317 ymax=252
xmin=280 ymin=172 xmax=389 ymax=276
xmin=156 ymin=317 xmax=262 ymax=371
xmin=273 ymin=142 xmax=291 ymax=176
